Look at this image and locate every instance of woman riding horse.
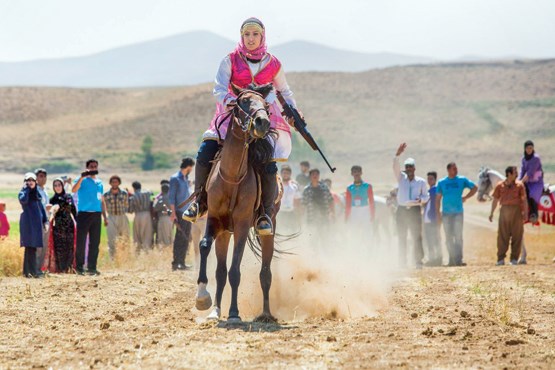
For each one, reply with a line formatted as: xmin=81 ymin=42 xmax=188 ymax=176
xmin=183 ymin=17 xmax=297 ymax=235
xmin=519 ymin=140 xmax=544 ymax=224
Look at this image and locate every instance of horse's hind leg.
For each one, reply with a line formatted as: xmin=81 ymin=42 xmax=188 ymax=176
xmin=254 ymin=234 xmax=277 ymax=323
xmin=207 ymin=232 xmax=231 ymax=320
xmin=227 ymin=224 xmax=249 ymax=322
xmin=196 ymin=217 xmax=217 ymax=311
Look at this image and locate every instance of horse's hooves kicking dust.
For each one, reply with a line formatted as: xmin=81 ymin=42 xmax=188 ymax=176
xmin=254 ymin=313 xmax=278 ymax=324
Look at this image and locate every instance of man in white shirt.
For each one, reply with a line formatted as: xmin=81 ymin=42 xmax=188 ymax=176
xmin=393 ymin=143 xmax=429 ymax=269
xmin=276 ymin=165 xmax=299 ymax=234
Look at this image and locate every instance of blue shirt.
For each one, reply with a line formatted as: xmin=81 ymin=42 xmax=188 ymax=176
xmin=424 ymin=185 xmax=437 ymax=223
xmin=437 ymin=176 xmax=475 ymax=215
xmin=347 ymin=182 xmax=371 ymax=207
xmin=169 ymin=171 xmax=191 ymax=213
xmin=73 ymin=176 xmax=104 ymax=212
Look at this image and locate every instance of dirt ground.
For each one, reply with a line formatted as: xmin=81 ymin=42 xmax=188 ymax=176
xmin=1 ymin=223 xmax=554 ymax=369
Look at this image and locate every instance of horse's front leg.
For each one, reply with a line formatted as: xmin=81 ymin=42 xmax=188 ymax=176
xmin=254 ymin=234 xmax=277 ymax=323
xmin=227 ymin=223 xmax=249 ymax=322
xmin=196 ymin=217 xmax=217 ymax=311
xmin=206 ymin=232 xmax=231 ymax=320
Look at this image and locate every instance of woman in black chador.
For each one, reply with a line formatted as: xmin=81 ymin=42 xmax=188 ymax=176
xmin=45 ymin=178 xmax=77 ymax=273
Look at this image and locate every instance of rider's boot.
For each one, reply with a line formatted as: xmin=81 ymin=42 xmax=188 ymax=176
xmin=256 ymin=163 xmax=277 ymax=236
xmin=182 ymin=161 xmax=211 ymax=222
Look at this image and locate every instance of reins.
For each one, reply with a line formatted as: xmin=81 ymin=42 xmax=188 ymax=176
xmin=215 ymin=90 xmax=267 ymax=186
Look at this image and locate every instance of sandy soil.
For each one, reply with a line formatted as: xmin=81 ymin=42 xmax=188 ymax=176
xmin=1 ymin=224 xmax=554 ymax=369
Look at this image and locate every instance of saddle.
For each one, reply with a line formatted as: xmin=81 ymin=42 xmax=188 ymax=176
xmin=201 ymin=149 xmax=283 ymax=231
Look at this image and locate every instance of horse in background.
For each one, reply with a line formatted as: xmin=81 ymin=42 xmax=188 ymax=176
xmin=477 ymin=166 xmax=555 ymax=264
xmin=477 ymin=167 xmax=555 ymax=224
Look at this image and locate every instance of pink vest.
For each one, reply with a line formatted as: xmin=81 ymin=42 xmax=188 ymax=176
xmin=229 ymin=50 xmax=282 ymax=88
xmin=207 ymin=52 xmax=290 ymax=140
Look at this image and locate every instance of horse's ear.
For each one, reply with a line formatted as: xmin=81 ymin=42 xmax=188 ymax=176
xmin=231 ymin=83 xmax=243 ymax=97
xmin=254 ymin=83 xmax=274 ymax=99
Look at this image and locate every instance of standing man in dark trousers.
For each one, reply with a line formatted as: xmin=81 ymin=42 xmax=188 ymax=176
xmin=34 ymin=168 xmax=50 ymax=273
xmin=393 ymin=143 xmax=429 ymax=269
xmin=169 ymin=157 xmax=195 ymax=270
xmin=72 ymin=159 xmax=107 ymax=275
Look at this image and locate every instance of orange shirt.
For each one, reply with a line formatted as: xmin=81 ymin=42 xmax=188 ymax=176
xmin=493 ymin=181 xmax=526 ymax=209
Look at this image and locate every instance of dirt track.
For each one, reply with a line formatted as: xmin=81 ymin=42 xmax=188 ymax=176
xmin=1 ymin=225 xmax=555 ymax=369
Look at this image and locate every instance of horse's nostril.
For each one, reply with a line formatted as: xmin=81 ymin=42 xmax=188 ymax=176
xmin=254 ymin=116 xmax=269 ymax=131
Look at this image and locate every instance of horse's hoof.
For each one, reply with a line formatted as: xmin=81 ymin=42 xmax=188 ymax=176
xmin=195 ymin=293 xmax=212 ymax=311
xmin=254 ymin=313 xmax=278 ymax=324
xmin=227 ymin=316 xmax=242 ymax=323
xmin=207 ymin=307 xmax=221 ymax=321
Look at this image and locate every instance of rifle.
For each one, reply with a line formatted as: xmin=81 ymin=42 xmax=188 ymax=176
xmin=276 ymin=91 xmax=336 ymax=173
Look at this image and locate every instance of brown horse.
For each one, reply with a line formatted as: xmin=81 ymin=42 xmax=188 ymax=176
xmin=195 ymin=84 xmax=280 ymax=323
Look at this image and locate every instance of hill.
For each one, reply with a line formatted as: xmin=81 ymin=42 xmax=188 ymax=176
xmin=0 ymin=31 xmax=434 ymax=88
xmin=1 ymin=59 xmax=554 ymax=186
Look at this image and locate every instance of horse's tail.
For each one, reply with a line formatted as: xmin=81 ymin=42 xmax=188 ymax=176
xmin=246 ymin=228 xmax=297 ymax=261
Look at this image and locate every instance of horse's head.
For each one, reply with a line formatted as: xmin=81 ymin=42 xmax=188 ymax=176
xmin=231 ymin=83 xmax=272 ymax=140
xmin=477 ymin=167 xmax=492 ymax=202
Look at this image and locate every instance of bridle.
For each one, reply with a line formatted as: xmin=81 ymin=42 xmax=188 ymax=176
xmin=233 ymin=90 xmax=269 ymax=135
xmin=215 ymin=89 xmax=270 ymax=185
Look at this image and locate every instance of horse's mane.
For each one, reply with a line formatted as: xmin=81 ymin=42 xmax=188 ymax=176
xmin=248 ymin=129 xmax=278 ymax=174
xmin=488 ymin=169 xmax=506 ymax=180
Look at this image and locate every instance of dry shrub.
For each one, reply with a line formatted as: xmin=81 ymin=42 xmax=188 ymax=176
xmin=465 ymin=223 xmax=555 ymax=264
xmin=0 ymin=238 xmax=23 ymax=276
xmin=113 ymin=236 xmax=136 ymax=269
xmin=97 ymin=236 xmax=174 ymax=272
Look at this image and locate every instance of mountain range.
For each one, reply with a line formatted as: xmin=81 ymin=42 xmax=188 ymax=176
xmin=0 ymin=31 xmax=436 ymax=87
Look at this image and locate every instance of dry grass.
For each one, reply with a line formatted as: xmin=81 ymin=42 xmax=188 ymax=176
xmin=0 ymin=234 xmax=179 ymax=277
xmin=0 ymin=238 xmax=23 ymax=276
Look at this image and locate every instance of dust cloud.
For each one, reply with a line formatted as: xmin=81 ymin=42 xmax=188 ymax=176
xmin=195 ymin=221 xmax=403 ymax=321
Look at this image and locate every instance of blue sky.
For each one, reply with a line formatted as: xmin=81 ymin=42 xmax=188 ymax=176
xmin=1 ymin=0 xmax=554 ymax=61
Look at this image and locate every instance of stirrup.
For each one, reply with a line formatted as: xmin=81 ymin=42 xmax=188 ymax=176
xmin=182 ymin=202 xmax=200 ymax=223
xmin=255 ymin=214 xmax=273 ymax=236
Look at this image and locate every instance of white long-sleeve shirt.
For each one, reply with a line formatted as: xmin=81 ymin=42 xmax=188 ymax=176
xmin=393 ymin=156 xmax=429 ymax=207
xmin=213 ymin=54 xmax=296 ymax=108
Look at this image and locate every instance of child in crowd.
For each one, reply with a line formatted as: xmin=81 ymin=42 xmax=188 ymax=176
xmin=0 ymin=201 xmax=9 ymax=239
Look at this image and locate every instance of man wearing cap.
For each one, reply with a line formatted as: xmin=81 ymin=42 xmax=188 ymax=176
xmin=436 ymin=162 xmax=478 ymax=266
xmin=393 ymin=143 xmax=429 ymax=269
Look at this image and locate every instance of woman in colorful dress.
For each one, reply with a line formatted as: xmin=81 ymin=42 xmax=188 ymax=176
xmin=183 ymin=17 xmax=298 ymax=235
xmin=519 ymin=140 xmax=544 ymax=223
xmin=46 ymin=178 xmax=77 ymax=273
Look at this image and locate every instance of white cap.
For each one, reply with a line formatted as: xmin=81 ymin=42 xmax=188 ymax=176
xmin=404 ymin=158 xmax=416 ymax=166
xmin=24 ymin=172 xmax=37 ymax=181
